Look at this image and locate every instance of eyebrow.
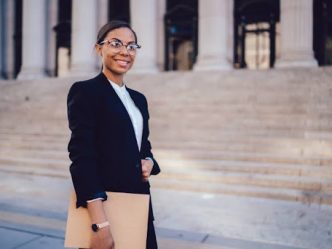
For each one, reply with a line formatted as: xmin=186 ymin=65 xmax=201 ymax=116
xmin=109 ymin=38 xmax=136 ymax=44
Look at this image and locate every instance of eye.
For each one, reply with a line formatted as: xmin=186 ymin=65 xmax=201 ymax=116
xmin=110 ymin=40 xmax=123 ymax=48
xmin=127 ymin=44 xmax=139 ymax=51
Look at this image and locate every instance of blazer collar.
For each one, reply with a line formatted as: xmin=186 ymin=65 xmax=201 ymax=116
xmin=96 ymin=72 xmax=144 ymax=153
xmin=96 ymin=72 xmax=143 ymax=110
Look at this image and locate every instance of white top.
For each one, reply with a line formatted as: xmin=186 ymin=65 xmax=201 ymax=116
xmin=109 ymin=80 xmax=143 ymax=151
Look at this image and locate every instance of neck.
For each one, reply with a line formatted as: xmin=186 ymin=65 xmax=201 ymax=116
xmin=102 ymin=69 xmax=124 ymax=87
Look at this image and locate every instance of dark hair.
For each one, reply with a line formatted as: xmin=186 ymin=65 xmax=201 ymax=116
xmin=96 ymin=20 xmax=138 ymax=44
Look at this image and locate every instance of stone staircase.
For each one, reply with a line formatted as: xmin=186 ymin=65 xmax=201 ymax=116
xmin=0 ymin=67 xmax=332 ymax=205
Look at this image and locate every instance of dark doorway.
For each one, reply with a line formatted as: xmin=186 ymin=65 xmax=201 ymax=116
xmin=14 ymin=0 xmax=22 ymax=78
xmin=234 ymin=0 xmax=280 ymax=69
xmin=108 ymin=0 xmax=130 ymax=23
xmin=53 ymin=0 xmax=72 ymax=77
xmin=314 ymin=0 xmax=332 ymax=65
xmin=164 ymin=0 xmax=198 ymax=71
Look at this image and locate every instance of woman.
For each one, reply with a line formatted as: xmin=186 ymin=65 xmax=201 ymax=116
xmin=67 ymin=21 xmax=160 ymax=249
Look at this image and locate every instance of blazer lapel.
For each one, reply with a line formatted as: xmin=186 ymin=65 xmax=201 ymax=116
xmin=97 ymin=73 xmax=133 ymax=121
xmin=96 ymin=73 xmax=147 ymax=154
xmin=97 ymin=73 xmax=141 ymax=153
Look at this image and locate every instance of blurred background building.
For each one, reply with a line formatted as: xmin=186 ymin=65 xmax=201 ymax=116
xmin=0 ymin=0 xmax=332 ymax=79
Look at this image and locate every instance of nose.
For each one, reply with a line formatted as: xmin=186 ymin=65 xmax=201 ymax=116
xmin=119 ymin=45 xmax=129 ymax=55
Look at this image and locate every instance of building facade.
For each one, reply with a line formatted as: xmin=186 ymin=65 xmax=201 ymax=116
xmin=0 ymin=0 xmax=331 ymax=79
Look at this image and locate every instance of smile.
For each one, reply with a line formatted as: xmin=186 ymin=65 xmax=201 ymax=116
xmin=116 ymin=60 xmax=130 ymax=66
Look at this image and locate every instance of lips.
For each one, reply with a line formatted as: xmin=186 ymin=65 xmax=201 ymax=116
xmin=115 ymin=59 xmax=130 ymax=67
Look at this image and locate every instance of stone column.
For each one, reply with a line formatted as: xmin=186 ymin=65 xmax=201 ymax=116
xmin=97 ymin=0 xmax=108 ymax=29
xmin=194 ymin=0 xmax=232 ymax=71
xmin=96 ymin=0 xmax=108 ymax=70
xmin=130 ymin=0 xmax=158 ymax=73
xmin=3 ymin=0 xmax=16 ymax=79
xmin=156 ymin=0 xmax=166 ymax=71
xmin=70 ymin=0 xmax=98 ymax=76
xmin=46 ymin=0 xmax=57 ymax=77
xmin=226 ymin=0 xmax=234 ymax=63
xmin=275 ymin=0 xmax=317 ymax=68
xmin=0 ymin=1 xmax=3 ymax=78
xmin=18 ymin=0 xmax=47 ymax=80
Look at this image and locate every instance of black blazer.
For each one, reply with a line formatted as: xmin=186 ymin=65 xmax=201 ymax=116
xmin=67 ymin=73 xmax=160 ymax=208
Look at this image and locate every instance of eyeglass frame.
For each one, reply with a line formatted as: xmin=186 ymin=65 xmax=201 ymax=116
xmin=98 ymin=38 xmax=141 ymax=55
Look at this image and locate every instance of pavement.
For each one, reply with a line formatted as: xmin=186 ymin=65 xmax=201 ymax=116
xmin=0 ymin=170 xmax=332 ymax=249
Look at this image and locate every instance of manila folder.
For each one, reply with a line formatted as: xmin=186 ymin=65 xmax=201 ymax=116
xmin=64 ymin=191 xmax=150 ymax=249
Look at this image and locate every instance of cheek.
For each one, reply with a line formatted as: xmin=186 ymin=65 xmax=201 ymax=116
xmin=129 ymin=56 xmax=136 ymax=65
xmin=102 ymin=53 xmax=113 ymax=64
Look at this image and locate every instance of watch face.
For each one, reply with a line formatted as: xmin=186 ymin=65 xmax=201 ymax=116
xmin=91 ymin=224 xmax=98 ymax=232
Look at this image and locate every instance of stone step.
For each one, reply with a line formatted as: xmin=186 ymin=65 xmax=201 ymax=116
xmin=1 ymin=128 xmax=331 ymax=147
xmin=1 ymin=132 xmax=331 ymax=157
xmin=150 ymin=128 xmax=332 ymax=141
xmin=160 ymin=165 xmax=332 ymax=192
xmin=1 ymin=158 xmax=331 ymax=206
xmin=1 ymin=117 xmax=332 ymax=131
xmin=1 ymin=144 xmax=332 ymax=179
xmin=151 ymin=111 xmax=332 ymax=125
xmin=1 ymin=134 xmax=332 ymax=161
xmin=1 ymin=123 xmax=331 ymax=141
xmin=155 ymin=120 xmax=332 ymax=132
xmin=3 ymin=101 xmax=332 ymax=118
xmin=0 ymin=154 xmax=330 ymax=194
xmin=151 ymin=108 xmax=332 ymax=119
xmin=158 ymin=159 xmax=332 ymax=179
xmin=150 ymin=178 xmax=332 ymax=206
xmin=154 ymin=139 xmax=332 ymax=157
xmin=1 ymin=138 xmax=331 ymax=167
xmin=1 ymin=130 xmax=332 ymax=152
xmin=0 ymin=162 xmax=69 ymax=178
xmin=0 ymin=156 xmax=68 ymax=171
xmin=154 ymin=149 xmax=332 ymax=165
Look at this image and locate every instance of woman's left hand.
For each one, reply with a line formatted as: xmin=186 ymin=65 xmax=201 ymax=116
xmin=141 ymin=159 xmax=153 ymax=182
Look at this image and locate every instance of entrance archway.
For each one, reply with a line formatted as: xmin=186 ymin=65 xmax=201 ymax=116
xmin=14 ymin=0 xmax=22 ymax=78
xmin=108 ymin=0 xmax=130 ymax=23
xmin=164 ymin=0 xmax=198 ymax=71
xmin=234 ymin=0 xmax=280 ymax=69
xmin=53 ymin=0 xmax=72 ymax=77
xmin=314 ymin=0 xmax=332 ymax=65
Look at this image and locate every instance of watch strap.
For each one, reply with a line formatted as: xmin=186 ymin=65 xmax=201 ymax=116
xmin=98 ymin=221 xmax=110 ymax=229
xmin=92 ymin=221 xmax=110 ymax=232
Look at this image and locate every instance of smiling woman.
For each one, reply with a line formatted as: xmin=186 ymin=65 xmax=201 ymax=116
xmin=95 ymin=22 xmax=140 ymax=80
xmin=67 ymin=20 xmax=160 ymax=249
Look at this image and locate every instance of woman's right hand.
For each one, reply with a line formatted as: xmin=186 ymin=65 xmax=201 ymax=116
xmin=87 ymin=199 xmax=114 ymax=249
xmin=90 ymin=228 xmax=114 ymax=249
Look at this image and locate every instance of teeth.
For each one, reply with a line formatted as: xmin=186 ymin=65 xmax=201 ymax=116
xmin=117 ymin=60 xmax=129 ymax=66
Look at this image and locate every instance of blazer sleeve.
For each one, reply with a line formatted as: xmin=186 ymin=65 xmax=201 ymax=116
xmin=67 ymin=82 xmax=107 ymax=208
xmin=140 ymin=96 xmax=161 ymax=175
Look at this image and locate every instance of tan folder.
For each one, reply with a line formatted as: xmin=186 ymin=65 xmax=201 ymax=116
xmin=64 ymin=191 xmax=150 ymax=249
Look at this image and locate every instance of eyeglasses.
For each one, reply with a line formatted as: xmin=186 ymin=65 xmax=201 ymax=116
xmin=99 ymin=39 xmax=141 ymax=55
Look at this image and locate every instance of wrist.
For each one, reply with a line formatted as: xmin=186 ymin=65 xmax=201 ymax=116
xmin=145 ymin=157 xmax=154 ymax=167
xmin=91 ymin=221 xmax=110 ymax=232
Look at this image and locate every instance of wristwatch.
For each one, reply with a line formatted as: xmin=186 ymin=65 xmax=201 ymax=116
xmin=91 ymin=221 xmax=110 ymax=232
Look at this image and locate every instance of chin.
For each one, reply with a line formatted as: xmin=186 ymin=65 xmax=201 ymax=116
xmin=114 ymin=68 xmax=130 ymax=75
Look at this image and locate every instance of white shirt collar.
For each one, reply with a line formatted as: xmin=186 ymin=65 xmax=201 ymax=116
xmin=109 ymin=80 xmax=126 ymax=93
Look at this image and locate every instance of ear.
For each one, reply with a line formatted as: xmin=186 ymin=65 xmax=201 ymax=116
xmin=95 ymin=44 xmax=102 ymax=57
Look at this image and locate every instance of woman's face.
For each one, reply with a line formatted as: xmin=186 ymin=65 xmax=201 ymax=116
xmin=97 ymin=27 xmax=137 ymax=77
